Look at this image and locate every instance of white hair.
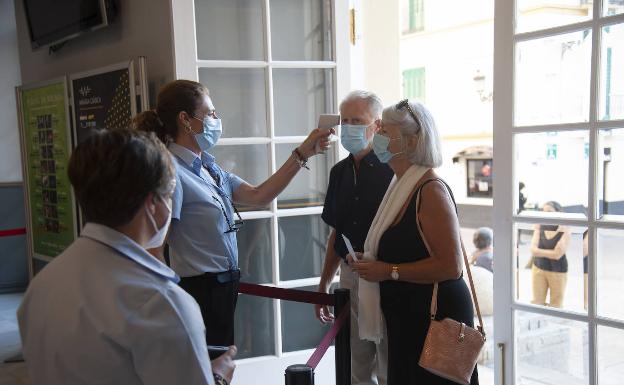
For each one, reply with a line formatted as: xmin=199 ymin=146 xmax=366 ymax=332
xmin=382 ymin=100 xmax=442 ymax=168
xmin=339 ymin=90 xmax=383 ymax=119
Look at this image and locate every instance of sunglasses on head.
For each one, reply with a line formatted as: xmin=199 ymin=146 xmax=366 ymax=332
xmin=396 ymin=99 xmax=421 ymax=132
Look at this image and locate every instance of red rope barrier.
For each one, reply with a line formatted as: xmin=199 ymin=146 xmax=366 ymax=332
xmin=0 ymin=228 xmax=26 ymax=238
xmin=306 ymin=304 xmax=349 ymax=370
xmin=238 ymin=282 xmax=335 ymax=306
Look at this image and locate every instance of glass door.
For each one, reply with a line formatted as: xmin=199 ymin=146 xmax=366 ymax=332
xmin=494 ymin=1 xmax=624 ymax=384
xmin=170 ymin=0 xmax=351 ymax=383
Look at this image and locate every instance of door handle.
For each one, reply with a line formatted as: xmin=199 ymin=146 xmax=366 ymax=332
xmin=497 ymin=342 xmax=505 ymax=385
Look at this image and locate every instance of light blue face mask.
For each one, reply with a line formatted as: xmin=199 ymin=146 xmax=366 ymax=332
xmin=340 ymin=124 xmax=371 ymax=154
xmin=193 ymin=116 xmax=222 ymax=151
xmin=372 ymin=133 xmax=403 ymax=163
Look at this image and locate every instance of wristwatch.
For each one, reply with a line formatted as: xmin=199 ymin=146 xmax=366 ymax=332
xmin=390 ymin=265 xmax=399 ymax=280
xmin=213 ymin=373 xmax=229 ymax=385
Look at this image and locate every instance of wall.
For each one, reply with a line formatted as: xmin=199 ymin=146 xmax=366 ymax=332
xmin=14 ymin=0 xmax=175 ymax=103
xmin=0 ymin=0 xmax=27 ymax=292
xmin=360 ymin=0 xmax=402 ymax=105
xmin=1 ymin=0 xmax=23 ymax=183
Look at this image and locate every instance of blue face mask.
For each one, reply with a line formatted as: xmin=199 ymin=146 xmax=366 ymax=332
xmin=340 ymin=124 xmax=370 ymax=154
xmin=193 ymin=116 xmax=222 ymax=151
xmin=372 ymin=133 xmax=403 ymax=163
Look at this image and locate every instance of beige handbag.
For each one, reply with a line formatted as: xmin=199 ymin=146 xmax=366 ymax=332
xmin=412 ymin=179 xmax=486 ymax=384
xmin=418 ymin=239 xmax=486 ymax=385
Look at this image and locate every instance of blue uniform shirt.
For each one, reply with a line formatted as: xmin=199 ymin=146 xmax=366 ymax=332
xmin=17 ymin=223 xmax=215 ymax=385
xmin=168 ymin=143 xmax=245 ymax=276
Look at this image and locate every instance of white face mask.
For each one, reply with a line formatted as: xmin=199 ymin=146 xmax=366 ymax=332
xmin=144 ymin=196 xmax=172 ymax=249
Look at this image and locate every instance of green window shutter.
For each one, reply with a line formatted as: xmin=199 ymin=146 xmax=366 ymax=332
xmin=408 ymin=0 xmax=424 ymax=32
xmin=402 ymin=67 xmax=426 ymax=100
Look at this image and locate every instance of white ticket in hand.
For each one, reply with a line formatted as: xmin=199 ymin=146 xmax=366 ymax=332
xmin=341 ymin=234 xmax=359 ymax=261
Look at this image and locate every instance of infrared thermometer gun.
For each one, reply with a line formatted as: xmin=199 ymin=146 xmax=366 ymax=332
xmin=316 ymin=114 xmax=340 ymax=152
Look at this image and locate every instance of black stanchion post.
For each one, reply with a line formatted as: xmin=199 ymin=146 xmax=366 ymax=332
xmin=285 ymin=364 xmax=314 ymax=385
xmin=334 ymin=288 xmax=351 ymax=385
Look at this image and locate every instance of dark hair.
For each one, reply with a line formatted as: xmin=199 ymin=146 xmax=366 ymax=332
xmin=68 ymin=128 xmax=175 ymax=228
xmin=133 ymin=79 xmax=209 ymax=144
xmin=473 ymin=227 xmax=493 ymax=249
xmin=544 ymin=201 xmax=563 ymax=212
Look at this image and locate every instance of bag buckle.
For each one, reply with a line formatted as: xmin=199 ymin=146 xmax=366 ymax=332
xmin=458 ymin=323 xmax=466 ymax=342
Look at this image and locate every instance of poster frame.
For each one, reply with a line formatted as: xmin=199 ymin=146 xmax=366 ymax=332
xmin=69 ymin=60 xmax=137 ymax=232
xmin=16 ymin=77 xmax=78 ymax=274
xmin=69 ymin=59 xmax=137 ymax=148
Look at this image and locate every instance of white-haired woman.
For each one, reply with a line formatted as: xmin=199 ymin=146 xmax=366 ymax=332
xmin=350 ymin=100 xmax=479 ymax=384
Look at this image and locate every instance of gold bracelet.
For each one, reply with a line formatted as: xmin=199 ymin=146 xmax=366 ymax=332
xmin=292 ymin=148 xmax=310 ymax=170
xmin=213 ymin=373 xmax=229 ymax=385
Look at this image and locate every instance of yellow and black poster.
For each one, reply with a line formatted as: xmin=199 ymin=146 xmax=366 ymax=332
xmin=70 ymin=61 xmax=136 ymax=145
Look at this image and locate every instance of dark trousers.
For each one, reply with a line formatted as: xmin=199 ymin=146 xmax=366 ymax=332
xmin=179 ymin=273 xmax=240 ymax=346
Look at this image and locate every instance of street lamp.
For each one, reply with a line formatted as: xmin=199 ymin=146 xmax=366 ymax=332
xmin=473 ymin=70 xmax=493 ymax=102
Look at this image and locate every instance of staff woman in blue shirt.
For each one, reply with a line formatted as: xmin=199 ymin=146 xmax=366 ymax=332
xmin=18 ymin=129 xmax=236 ymax=385
xmin=135 ymin=79 xmax=333 ymax=346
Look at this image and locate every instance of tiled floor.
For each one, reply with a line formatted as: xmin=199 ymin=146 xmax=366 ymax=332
xmin=0 ymin=293 xmax=28 ymax=385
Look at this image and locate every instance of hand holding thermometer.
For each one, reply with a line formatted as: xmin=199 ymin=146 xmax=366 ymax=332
xmin=341 ymin=234 xmax=359 ymax=262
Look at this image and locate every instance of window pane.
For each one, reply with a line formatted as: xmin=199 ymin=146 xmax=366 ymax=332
xmin=516 ymin=0 xmax=592 ymax=34
xmin=237 ymin=218 xmax=272 ymax=284
xmin=604 ymin=0 xmax=624 ymax=16
xmin=515 ymin=30 xmax=592 ymax=126
xmin=599 ymin=23 xmax=624 ymax=121
xmin=270 ymin=0 xmax=332 ymax=61
xmin=209 ymin=144 xmax=270 ymax=211
xmin=467 ymin=159 xmax=493 ymax=198
xmin=515 ymin=222 xmax=587 ymax=312
xmin=598 ymin=128 xmax=624 ymax=220
xmin=195 ymin=0 xmax=264 ymax=60
xmin=515 ymin=311 xmax=588 ymax=384
xmin=280 ymin=285 xmax=332 ymax=352
xmin=597 ymin=228 xmax=624 ymax=320
xmin=235 ymin=294 xmax=275 ymax=359
xmin=278 ymin=214 xmax=329 ymax=281
xmin=275 ymin=144 xmax=334 ymax=208
xmin=273 ymin=68 xmax=335 ymax=137
xmin=199 ymin=68 xmax=268 ymax=138
xmin=598 ymin=326 xmax=624 ymax=385
xmin=515 ymin=132 xmax=588 ymax=217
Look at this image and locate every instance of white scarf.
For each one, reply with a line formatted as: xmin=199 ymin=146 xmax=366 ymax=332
xmin=358 ymin=164 xmax=429 ymax=342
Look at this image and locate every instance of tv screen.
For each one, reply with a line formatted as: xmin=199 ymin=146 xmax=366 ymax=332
xmin=24 ymin=0 xmax=113 ymax=49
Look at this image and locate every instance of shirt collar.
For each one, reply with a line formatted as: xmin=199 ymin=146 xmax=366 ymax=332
xmin=80 ymin=223 xmax=180 ymax=283
xmin=348 ymin=149 xmax=381 ymax=168
xmin=168 ymin=143 xmax=216 ymax=169
xmin=201 ymin=151 xmax=216 ymax=167
xmin=168 ymin=142 xmax=199 ymax=168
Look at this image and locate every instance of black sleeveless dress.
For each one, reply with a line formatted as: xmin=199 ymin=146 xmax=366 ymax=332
xmin=378 ymin=179 xmax=479 ymax=385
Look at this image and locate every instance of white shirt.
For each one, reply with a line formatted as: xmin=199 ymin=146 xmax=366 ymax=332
xmin=17 ymin=223 xmax=215 ymax=385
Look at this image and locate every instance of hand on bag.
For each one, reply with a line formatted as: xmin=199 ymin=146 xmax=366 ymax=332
xmin=351 ymin=260 xmax=391 ymax=282
xmin=211 ymin=345 xmax=237 ymax=384
xmin=297 ymin=127 xmax=335 ymax=159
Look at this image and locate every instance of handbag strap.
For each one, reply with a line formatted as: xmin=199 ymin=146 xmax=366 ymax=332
xmin=416 ymin=179 xmax=485 ymax=337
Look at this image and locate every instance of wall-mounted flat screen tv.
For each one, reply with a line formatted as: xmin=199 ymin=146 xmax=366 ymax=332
xmin=23 ymin=0 xmax=116 ymax=49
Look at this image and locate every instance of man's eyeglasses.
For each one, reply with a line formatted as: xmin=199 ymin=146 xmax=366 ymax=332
xmin=396 ymin=99 xmax=421 ymax=132
xmin=212 ymin=195 xmax=244 ymax=234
